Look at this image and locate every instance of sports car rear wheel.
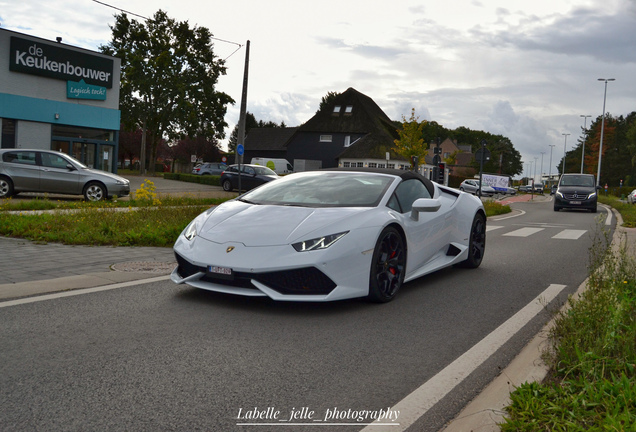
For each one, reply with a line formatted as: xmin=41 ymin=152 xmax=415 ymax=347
xmin=458 ymin=213 xmax=486 ymax=268
xmin=368 ymin=227 xmax=406 ymax=303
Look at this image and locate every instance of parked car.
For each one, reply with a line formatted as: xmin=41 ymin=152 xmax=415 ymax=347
xmin=192 ymin=162 xmax=227 ymax=176
xmin=533 ymin=183 xmax=544 ymax=193
xmin=459 ymin=179 xmax=496 ymax=197
xmin=220 ymin=164 xmax=279 ymax=192
xmin=0 ymin=149 xmax=130 ymax=201
xmin=518 ymin=184 xmax=533 ymax=192
xmin=554 ymin=173 xmax=599 ymax=213
xmin=172 ymin=169 xmax=486 ymax=302
xmin=627 ymin=189 xmax=636 ymax=204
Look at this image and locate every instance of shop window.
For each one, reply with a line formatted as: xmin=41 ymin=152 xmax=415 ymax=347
xmin=1 ymin=119 xmax=16 ymax=149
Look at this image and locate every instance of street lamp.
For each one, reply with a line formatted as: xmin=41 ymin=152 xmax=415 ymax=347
xmin=540 ymin=152 xmax=545 ymax=183
xmin=549 ymin=144 xmax=556 ymax=186
xmin=562 ymin=133 xmax=570 ymax=174
xmin=597 ymin=78 xmax=615 ymax=186
xmin=580 ymin=115 xmax=591 ymax=173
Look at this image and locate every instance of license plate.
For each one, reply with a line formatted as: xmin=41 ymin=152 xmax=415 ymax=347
xmin=570 ymin=201 xmax=581 ymax=205
xmin=207 ymin=265 xmax=233 ymax=279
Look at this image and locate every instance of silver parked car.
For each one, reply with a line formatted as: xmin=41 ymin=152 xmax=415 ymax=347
xmin=627 ymin=189 xmax=636 ymax=204
xmin=192 ymin=162 xmax=227 ymax=175
xmin=459 ymin=179 xmax=496 ymax=197
xmin=0 ymin=149 xmax=130 ymax=201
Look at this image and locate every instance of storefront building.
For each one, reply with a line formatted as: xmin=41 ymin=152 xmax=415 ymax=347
xmin=0 ymin=28 xmax=121 ymax=172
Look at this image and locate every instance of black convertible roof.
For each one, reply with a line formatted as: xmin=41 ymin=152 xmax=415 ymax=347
xmin=321 ymin=167 xmax=435 ymax=197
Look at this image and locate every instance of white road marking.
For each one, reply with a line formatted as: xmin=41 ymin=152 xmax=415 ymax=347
xmin=360 ymin=284 xmax=567 ymax=432
xmin=0 ymin=276 xmax=170 ymax=308
xmin=552 ymin=229 xmax=587 ymax=240
xmin=503 ymin=227 xmax=544 ymax=237
xmin=601 ymin=205 xmax=612 ymax=225
xmin=486 ymin=225 xmax=504 ymax=232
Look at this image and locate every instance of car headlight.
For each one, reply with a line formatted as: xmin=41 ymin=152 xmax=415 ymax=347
xmin=587 ymin=192 xmax=597 ymax=199
xmin=556 ymin=191 xmax=563 ymax=198
xmin=183 ymin=221 xmax=198 ymax=241
xmin=181 ymin=209 xmax=215 ymax=241
xmin=292 ymin=231 xmax=348 ymax=252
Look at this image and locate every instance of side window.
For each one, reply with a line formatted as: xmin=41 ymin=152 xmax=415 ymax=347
xmin=41 ymin=153 xmax=70 ymax=169
xmin=243 ymin=167 xmax=255 ymax=175
xmin=392 ymin=179 xmax=432 ymax=213
xmin=3 ymin=151 xmax=36 ymax=165
xmin=387 ymin=194 xmax=401 ymax=212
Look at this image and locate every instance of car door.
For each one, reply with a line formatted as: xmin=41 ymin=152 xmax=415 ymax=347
xmin=2 ymin=151 xmax=40 ymax=192
xmin=241 ymin=166 xmax=258 ymax=190
xmin=389 ymin=179 xmax=451 ymax=276
xmin=39 ymin=152 xmax=81 ymax=194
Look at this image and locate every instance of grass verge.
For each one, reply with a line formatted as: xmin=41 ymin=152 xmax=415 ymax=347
xmin=0 ymin=205 xmax=211 ymax=247
xmin=500 ymin=221 xmax=636 ymax=431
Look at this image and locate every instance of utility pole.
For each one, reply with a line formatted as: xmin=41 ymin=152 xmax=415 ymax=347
xmin=236 ymin=40 xmax=250 ymax=165
xmin=236 ymin=40 xmax=250 ymax=193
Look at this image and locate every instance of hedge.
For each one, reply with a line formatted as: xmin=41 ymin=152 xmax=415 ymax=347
xmin=164 ymin=173 xmax=221 ymax=187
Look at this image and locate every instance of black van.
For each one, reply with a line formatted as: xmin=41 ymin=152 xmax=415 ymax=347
xmin=553 ymin=174 xmax=600 ymax=213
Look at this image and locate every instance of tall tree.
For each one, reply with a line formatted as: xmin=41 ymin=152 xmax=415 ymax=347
xmin=100 ymin=10 xmax=234 ymax=172
xmin=393 ymin=108 xmax=428 ymax=168
xmin=318 ymin=91 xmax=341 ymax=113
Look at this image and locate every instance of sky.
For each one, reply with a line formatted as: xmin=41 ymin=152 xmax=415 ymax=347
xmin=1 ymin=0 xmax=635 ymax=178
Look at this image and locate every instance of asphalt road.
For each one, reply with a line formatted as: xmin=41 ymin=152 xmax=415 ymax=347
xmin=0 ymin=198 xmax=614 ymax=431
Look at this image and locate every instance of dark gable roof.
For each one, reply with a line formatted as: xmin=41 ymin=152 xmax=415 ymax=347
xmin=298 ymin=87 xmax=403 ymax=160
xmin=244 ymin=127 xmax=298 ymax=152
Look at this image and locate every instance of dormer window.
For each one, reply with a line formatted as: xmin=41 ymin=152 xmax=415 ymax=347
xmin=344 ymin=106 xmax=353 ymax=115
xmin=333 ymin=106 xmax=341 ymax=113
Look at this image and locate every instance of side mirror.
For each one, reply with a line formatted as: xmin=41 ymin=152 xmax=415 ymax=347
xmin=411 ymin=198 xmax=441 ymax=221
xmin=66 ymin=163 xmax=76 ymax=171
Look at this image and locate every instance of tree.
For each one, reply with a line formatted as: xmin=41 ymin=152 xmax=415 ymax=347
xmin=318 ymin=91 xmax=341 ymax=113
xmin=393 ymin=108 xmax=429 ymax=168
xmin=100 ymin=10 xmax=234 ymax=173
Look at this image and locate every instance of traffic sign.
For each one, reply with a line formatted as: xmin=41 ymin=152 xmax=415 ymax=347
xmin=475 ymin=148 xmax=491 ymax=161
xmin=237 ymin=144 xmax=244 ymax=156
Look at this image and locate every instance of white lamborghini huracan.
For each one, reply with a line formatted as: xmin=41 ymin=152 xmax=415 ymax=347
xmin=171 ymin=169 xmax=486 ymax=302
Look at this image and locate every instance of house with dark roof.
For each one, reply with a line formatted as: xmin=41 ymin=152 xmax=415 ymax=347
xmin=424 ymin=138 xmax=476 ymax=177
xmin=243 ymin=127 xmax=298 ymax=164
xmin=285 ymin=88 xmax=408 ymax=169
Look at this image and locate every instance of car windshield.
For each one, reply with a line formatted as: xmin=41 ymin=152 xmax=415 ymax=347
xmin=253 ymin=166 xmax=276 ymax=176
xmin=60 ymin=153 xmax=87 ymax=169
xmin=560 ymin=175 xmax=595 ymax=187
xmin=240 ymin=171 xmax=394 ymax=207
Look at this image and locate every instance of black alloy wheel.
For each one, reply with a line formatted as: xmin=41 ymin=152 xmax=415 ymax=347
xmin=368 ymin=226 xmax=406 ymax=303
xmin=458 ymin=212 xmax=486 ymax=268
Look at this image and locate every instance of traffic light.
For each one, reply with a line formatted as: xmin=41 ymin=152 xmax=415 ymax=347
xmin=436 ymin=162 xmax=445 ymax=184
xmin=411 ymin=155 xmax=419 ymax=171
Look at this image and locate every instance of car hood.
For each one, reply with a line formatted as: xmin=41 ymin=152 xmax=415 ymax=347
xmin=81 ymin=168 xmax=129 ymax=183
xmin=197 ymin=201 xmax=370 ymax=246
xmin=558 ymin=185 xmax=596 ymax=194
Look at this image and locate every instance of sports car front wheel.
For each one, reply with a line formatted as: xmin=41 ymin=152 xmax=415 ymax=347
xmin=368 ymin=226 xmax=406 ymax=303
xmin=458 ymin=213 xmax=486 ymax=268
